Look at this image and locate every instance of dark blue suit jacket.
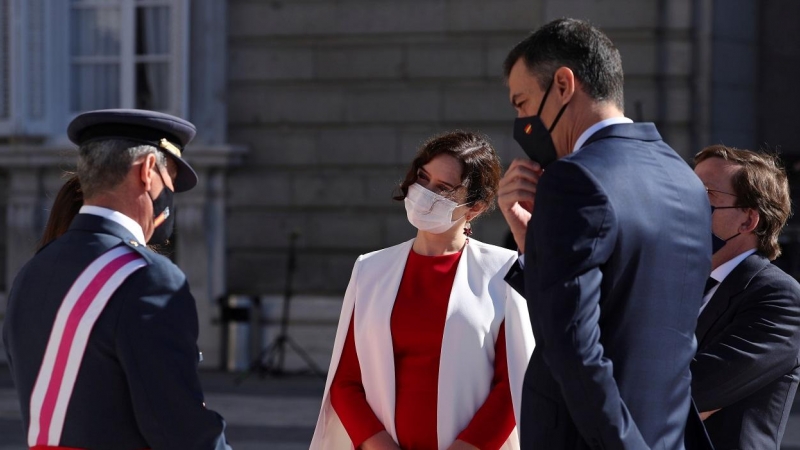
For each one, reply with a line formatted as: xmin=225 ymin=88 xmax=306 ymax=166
xmin=3 ymin=213 xmax=229 ymax=450
xmin=693 ymin=253 xmax=800 ymax=449
xmin=507 ymin=123 xmax=712 ymax=449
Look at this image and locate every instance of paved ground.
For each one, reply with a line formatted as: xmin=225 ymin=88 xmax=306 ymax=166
xmin=1 ymin=365 xmax=799 ymax=449
xmin=0 ymin=366 xmax=325 ymax=449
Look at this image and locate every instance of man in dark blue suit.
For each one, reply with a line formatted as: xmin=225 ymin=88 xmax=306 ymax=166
xmin=501 ymin=19 xmax=712 ymax=449
xmin=691 ymin=145 xmax=800 ymax=449
xmin=3 ymin=110 xmax=232 ymax=449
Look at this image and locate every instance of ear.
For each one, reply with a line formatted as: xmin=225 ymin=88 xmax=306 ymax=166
xmin=139 ymin=153 xmax=157 ymax=191
xmin=553 ymin=66 xmax=576 ymax=105
xmin=741 ymin=208 xmax=760 ymax=233
xmin=465 ymin=201 xmax=488 ymax=222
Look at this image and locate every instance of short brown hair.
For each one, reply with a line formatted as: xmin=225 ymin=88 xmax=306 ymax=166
xmin=695 ymin=145 xmax=792 ymax=260
xmin=395 ymin=131 xmax=502 ymax=216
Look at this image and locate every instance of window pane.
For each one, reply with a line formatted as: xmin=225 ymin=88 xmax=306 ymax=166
xmin=136 ymin=62 xmax=168 ymax=111
xmin=0 ymin=0 xmax=9 ymax=118
xmin=70 ymin=7 xmax=121 ymax=57
xmin=71 ymin=63 xmax=120 ymax=111
xmin=136 ymin=6 xmax=170 ymax=56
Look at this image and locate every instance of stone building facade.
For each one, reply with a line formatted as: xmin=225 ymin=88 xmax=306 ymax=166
xmin=1 ymin=0 xmax=797 ymax=369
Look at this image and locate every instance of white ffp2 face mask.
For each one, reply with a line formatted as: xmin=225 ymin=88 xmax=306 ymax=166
xmin=404 ymin=183 xmax=467 ymax=234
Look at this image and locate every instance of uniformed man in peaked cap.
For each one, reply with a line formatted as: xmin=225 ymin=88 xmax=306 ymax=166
xmin=3 ymin=109 xmax=232 ymax=449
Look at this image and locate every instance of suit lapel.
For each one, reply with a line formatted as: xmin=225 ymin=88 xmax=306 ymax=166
xmin=696 ymin=254 xmax=770 ymax=347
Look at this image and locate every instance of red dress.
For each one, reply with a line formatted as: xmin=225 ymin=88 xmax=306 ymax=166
xmin=330 ymin=248 xmax=515 ymax=449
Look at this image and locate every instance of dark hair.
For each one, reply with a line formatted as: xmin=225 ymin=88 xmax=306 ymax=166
xmin=694 ymin=145 xmax=792 ymax=260
xmin=504 ymin=18 xmax=625 ymax=110
xmin=38 ymin=174 xmax=83 ymax=250
xmin=394 ymin=131 xmax=502 ymax=215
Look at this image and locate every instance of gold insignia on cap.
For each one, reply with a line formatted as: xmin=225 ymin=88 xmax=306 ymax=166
xmin=159 ymin=138 xmax=182 ymax=158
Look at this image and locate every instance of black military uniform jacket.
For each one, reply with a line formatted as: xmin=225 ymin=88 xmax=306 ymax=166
xmin=3 ymin=213 xmax=230 ymax=450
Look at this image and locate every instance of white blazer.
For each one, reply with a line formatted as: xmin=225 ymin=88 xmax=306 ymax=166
xmin=310 ymin=238 xmax=535 ymax=450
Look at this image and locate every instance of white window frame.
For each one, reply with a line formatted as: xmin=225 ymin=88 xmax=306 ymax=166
xmin=0 ymin=0 xmax=11 ymax=135
xmin=0 ymin=0 xmax=51 ymax=137
xmin=0 ymin=0 xmax=189 ymax=140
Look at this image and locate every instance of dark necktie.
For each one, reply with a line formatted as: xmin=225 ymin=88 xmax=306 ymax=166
xmin=704 ymin=277 xmax=719 ymax=296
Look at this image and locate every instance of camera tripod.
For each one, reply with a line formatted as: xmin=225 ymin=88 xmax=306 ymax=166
xmin=235 ymin=232 xmax=326 ymax=383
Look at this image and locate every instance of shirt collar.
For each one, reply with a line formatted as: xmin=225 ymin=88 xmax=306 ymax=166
xmin=79 ymin=205 xmax=146 ymax=245
xmin=710 ymin=248 xmax=758 ymax=284
xmin=573 ymin=117 xmax=634 ymax=153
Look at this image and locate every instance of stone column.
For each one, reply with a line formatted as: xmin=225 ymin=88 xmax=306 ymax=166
xmin=0 ymin=144 xmax=72 ymax=364
xmin=0 ymin=145 xmax=71 ymax=287
xmin=176 ymin=144 xmax=245 ymax=368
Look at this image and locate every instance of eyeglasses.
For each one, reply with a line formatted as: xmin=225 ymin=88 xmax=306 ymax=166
xmin=705 ymin=187 xmax=738 ymax=198
xmin=710 ymin=205 xmax=741 ymax=214
xmin=415 ymin=171 xmax=464 ymax=199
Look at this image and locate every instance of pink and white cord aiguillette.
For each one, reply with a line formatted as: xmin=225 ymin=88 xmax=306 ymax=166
xmin=27 ymin=245 xmax=147 ymax=447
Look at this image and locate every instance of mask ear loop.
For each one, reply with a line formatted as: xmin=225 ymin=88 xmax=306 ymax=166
xmin=548 ymin=102 xmax=570 ymax=133
xmin=537 ymin=78 xmax=554 ymax=116
xmin=537 ymin=76 xmax=570 ymax=133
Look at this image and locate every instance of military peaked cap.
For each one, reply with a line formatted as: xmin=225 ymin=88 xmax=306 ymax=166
xmin=67 ymin=109 xmax=198 ymax=192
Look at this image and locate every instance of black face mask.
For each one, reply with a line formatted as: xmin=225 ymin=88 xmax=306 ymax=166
xmin=513 ymin=78 xmax=570 ymax=168
xmin=711 ymin=232 xmax=741 ymax=254
xmin=710 ymin=205 xmax=741 ymax=254
xmin=149 ymin=170 xmax=175 ymax=246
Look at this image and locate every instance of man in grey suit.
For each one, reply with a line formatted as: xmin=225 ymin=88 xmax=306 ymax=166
xmin=501 ymin=19 xmax=712 ymax=449
xmin=692 ymin=145 xmax=800 ymax=449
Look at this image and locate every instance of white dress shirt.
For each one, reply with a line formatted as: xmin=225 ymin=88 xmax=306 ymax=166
xmin=573 ymin=116 xmax=634 ymax=153
xmin=700 ymin=248 xmax=758 ymax=314
xmin=79 ymin=205 xmax=146 ymax=245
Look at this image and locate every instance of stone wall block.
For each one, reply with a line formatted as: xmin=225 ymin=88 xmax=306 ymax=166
xmin=292 ymin=172 xmax=367 ymax=207
xmin=227 ymin=171 xmax=293 ymax=207
xmin=665 ymin=40 xmax=693 ymax=76
xmin=617 ymin=41 xmax=657 ymax=77
xmin=365 ymin=172 xmax=405 ymax=207
xmin=229 ymin=1 xmax=446 ymax=37
xmin=442 ymin=84 xmax=514 ymax=122
xmin=229 ymin=47 xmax=314 ymax=81
xmin=544 ymin=0 xmax=657 ymax=28
xmin=227 ymin=252 xmax=287 ymax=293
xmin=445 ymin=0 xmax=540 ymax=32
xmin=317 ymin=127 xmax=398 ymax=165
xmin=228 ymin=87 xmax=346 ymax=125
xmin=227 ymin=212 xmax=309 ymax=250
xmin=306 ymin=214 xmax=383 ymax=250
xmin=345 ymin=88 xmax=441 ymax=123
xmin=228 ymin=129 xmax=318 ymax=166
xmin=406 ymin=43 xmax=484 ymax=79
xmin=315 ymin=45 xmax=405 ymax=80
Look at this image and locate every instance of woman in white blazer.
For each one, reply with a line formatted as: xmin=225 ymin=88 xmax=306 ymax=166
xmin=311 ymin=131 xmax=534 ymax=450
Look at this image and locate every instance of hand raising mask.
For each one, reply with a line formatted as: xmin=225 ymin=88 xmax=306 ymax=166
xmin=497 ymin=158 xmax=543 ymax=253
